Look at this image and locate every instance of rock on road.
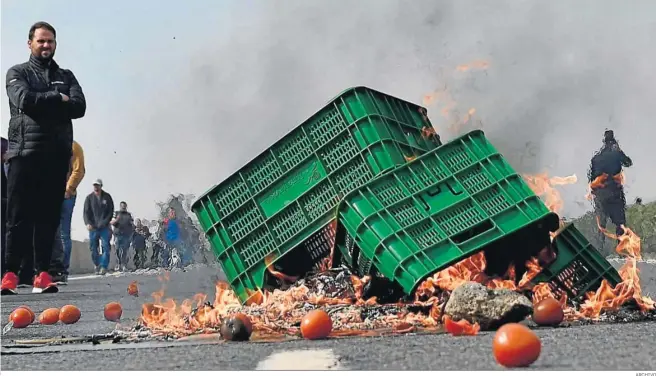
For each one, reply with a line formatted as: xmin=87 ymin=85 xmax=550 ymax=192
xmin=1 ymin=261 xmax=655 ymax=371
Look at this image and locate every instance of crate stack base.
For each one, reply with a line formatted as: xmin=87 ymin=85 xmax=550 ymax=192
xmin=335 ymin=129 xmax=562 ymax=297
xmin=192 ymin=86 xmax=442 ymax=304
xmin=530 ymin=223 xmax=623 ymax=304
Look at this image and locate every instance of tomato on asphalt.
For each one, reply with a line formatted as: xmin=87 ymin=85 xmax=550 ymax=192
xmin=492 ymin=323 xmax=542 ymax=368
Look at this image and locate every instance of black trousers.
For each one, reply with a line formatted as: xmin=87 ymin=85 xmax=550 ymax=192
xmin=5 ymin=152 xmax=70 ymax=274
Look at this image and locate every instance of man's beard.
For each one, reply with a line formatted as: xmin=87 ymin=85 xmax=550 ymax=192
xmin=34 ymin=50 xmax=55 ymax=61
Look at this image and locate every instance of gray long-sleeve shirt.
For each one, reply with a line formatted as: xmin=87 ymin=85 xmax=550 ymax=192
xmin=83 ymin=191 xmax=114 ymax=229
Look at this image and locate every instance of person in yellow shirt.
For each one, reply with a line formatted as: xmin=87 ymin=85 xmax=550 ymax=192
xmin=50 ymin=140 xmax=85 ymax=284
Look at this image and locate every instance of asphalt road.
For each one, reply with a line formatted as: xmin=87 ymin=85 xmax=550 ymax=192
xmin=2 ymin=261 xmax=655 ymax=371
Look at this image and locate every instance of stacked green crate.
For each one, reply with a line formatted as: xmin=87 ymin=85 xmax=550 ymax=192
xmin=191 ymin=86 xmax=442 ymax=304
xmin=335 ymin=129 xmax=561 ymax=296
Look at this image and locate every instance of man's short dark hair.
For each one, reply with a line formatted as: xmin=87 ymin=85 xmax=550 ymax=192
xmin=120 ymin=201 xmax=127 ymax=206
xmin=29 ymin=21 xmax=56 ymax=41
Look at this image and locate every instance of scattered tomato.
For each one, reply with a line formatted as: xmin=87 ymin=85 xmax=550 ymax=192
xmin=300 ymin=310 xmax=332 ymax=340
xmin=233 ymin=312 xmax=253 ymax=335
xmin=17 ymin=306 xmax=35 ymax=324
xmin=104 ymin=302 xmax=123 ymax=322
xmin=443 ymin=315 xmax=480 ymax=336
xmin=220 ymin=315 xmax=251 ymax=341
xmin=532 ymin=298 xmax=564 ymax=326
xmin=127 ymin=281 xmax=139 ymax=297
xmin=38 ymin=308 xmax=61 ymax=325
xmin=59 ymin=305 xmax=81 ymax=324
xmin=9 ymin=308 xmax=33 ymax=328
xmin=493 ymin=323 xmax=541 ymax=368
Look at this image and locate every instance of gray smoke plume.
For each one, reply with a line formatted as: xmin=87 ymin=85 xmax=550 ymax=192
xmin=134 ymin=0 xmax=656 ymax=221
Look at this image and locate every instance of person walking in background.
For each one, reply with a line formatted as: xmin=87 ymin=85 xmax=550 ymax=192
xmin=83 ymin=179 xmax=114 ymax=275
xmin=111 ymin=201 xmax=134 ymax=272
xmin=1 ymin=21 xmax=86 ymax=295
xmin=50 ymin=140 xmax=85 ymax=284
xmin=588 ymin=129 xmax=633 ymax=250
xmin=132 ymin=218 xmax=150 ymax=270
xmin=163 ymin=207 xmax=191 ymax=267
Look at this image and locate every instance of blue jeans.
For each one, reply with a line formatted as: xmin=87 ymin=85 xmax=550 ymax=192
xmin=60 ymin=195 xmax=76 ymax=273
xmin=115 ymin=234 xmax=132 ymax=267
xmin=89 ymin=227 xmax=111 ymax=269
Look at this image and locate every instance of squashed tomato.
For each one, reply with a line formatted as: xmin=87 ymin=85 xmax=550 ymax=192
xmin=493 ymin=323 xmax=541 ymax=368
xmin=300 ymin=310 xmax=332 ymax=340
xmin=532 ymin=298 xmax=564 ymax=327
xmin=443 ymin=315 xmax=480 ymax=336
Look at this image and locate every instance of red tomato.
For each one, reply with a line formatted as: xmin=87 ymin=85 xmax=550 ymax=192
xmin=493 ymin=323 xmax=542 ymax=368
xmin=9 ymin=308 xmax=33 ymax=328
xmin=38 ymin=308 xmax=61 ymax=325
xmin=300 ymin=310 xmax=332 ymax=340
xmin=60 ymin=305 xmax=82 ymax=324
xmin=533 ymin=298 xmax=564 ymax=326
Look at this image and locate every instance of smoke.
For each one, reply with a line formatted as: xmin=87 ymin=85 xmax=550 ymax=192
xmin=131 ymin=0 xmax=656 ymax=221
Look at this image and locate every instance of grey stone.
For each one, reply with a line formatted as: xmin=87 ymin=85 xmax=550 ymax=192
xmin=443 ymin=281 xmax=533 ymax=330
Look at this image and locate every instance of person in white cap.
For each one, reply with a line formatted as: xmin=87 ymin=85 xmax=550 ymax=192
xmin=82 ymin=178 xmax=114 ymax=275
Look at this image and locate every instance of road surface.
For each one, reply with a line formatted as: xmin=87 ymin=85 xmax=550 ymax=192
xmin=2 ymin=261 xmax=655 ymax=371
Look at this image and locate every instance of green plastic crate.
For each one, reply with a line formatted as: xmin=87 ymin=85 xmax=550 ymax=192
xmin=191 ymin=86 xmax=442 ymax=304
xmin=335 ymin=129 xmax=561 ymax=296
xmin=530 ymin=223 xmax=623 ymax=304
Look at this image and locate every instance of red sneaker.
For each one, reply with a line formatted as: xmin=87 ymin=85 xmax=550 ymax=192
xmin=1 ymin=272 xmax=19 ymax=295
xmin=32 ymin=272 xmax=58 ymax=294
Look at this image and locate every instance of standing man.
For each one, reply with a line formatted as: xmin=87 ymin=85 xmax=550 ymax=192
xmin=588 ymin=129 xmax=633 ymax=249
xmin=1 ymin=22 xmax=86 ymax=295
xmin=1 ymin=137 xmax=8 ymax=277
xmin=132 ymin=218 xmax=151 ymax=270
xmin=50 ymin=140 xmax=85 ymax=284
xmin=111 ymin=201 xmax=134 ymax=272
xmin=83 ymin=179 xmax=114 ymax=275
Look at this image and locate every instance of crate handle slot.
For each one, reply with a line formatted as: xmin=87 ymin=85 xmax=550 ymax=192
xmin=419 ymin=181 xmax=464 ymax=212
xmin=451 ymin=219 xmax=494 ymax=244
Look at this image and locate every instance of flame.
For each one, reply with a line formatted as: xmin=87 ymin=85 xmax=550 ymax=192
xmin=456 ymin=60 xmax=490 ymax=72
xmin=523 ymin=172 xmax=578 ymax=216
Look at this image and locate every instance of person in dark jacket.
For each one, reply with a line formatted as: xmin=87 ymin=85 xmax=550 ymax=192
xmin=132 ymin=218 xmax=150 ymax=270
xmin=1 ymin=137 xmax=8 ymax=277
xmin=588 ymin=129 xmax=633 ymax=249
xmin=111 ymin=201 xmax=134 ymax=272
xmin=1 ymin=22 xmax=86 ymax=295
xmin=83 ymin=179 xmax=114 ymax=275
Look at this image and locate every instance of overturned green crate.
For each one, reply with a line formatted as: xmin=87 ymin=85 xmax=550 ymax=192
xmin=335 ymin=129 xmax=560 ymax=296
xmin=530 ymin=223 xmax=623 ymax=304
xmin=191 ymin=86 xmax=442 ymax=304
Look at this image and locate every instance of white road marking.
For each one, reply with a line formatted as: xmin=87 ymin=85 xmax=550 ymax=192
xmin=256 ymin=349 xmax=345 ymax=370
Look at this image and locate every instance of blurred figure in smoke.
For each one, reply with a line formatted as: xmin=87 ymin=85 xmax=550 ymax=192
xmin=150 ymin=220 xmax=167 ymax=268
xmin=111 ymin=201 xmax=134 ymax=272
xmin=588 ymin=129 xmax=633 ymax=249
xmin=162 ymin=207 xmax=191 ymax=267
xmin=132 ymin=218 xmax=150 ymax=270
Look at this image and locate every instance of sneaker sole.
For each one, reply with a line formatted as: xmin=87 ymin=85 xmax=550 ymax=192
xmin=32 ymin=285 xmax=59 ymax=294
xmin=1 ymin=288 xmax=18 ymax=295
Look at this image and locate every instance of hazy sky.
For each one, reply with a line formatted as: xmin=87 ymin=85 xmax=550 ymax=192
xmin=2 ymin=0 xmax=655 ymax=241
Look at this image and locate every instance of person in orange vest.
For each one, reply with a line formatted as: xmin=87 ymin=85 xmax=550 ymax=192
xmin=587 ymin=129 xmax=633 ymax=249
xmin=50 ymin=140 xmax=85 ymax=284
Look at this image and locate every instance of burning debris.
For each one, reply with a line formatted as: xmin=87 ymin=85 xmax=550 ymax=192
xmin=125 ymin=173 xmax=654 ymax=343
